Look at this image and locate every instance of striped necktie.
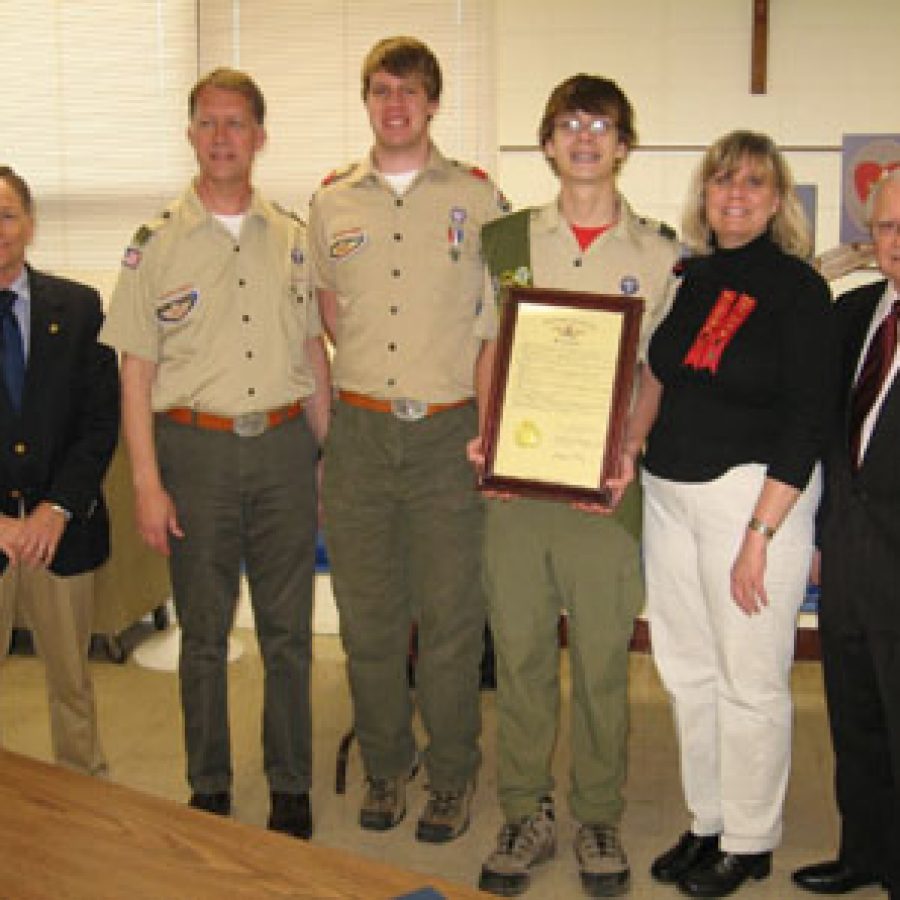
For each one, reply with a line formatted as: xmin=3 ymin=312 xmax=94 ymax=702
xmin=849 ymin=299 xmax=900 ymax=469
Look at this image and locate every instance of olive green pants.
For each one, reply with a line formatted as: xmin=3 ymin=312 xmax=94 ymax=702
xmin=157 ymin=415 xmax=318 ymax=795
xmin=485 ymin=489 xmax=642 ymax=824
xmin=323 ymin=401 xmax=485 ymax=790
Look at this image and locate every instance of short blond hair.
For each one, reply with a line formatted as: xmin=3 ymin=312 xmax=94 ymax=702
xmin=189 ymin=68 xmax=266 ymax=124
xmin=682 ymin=130 xmax=811 ymax=259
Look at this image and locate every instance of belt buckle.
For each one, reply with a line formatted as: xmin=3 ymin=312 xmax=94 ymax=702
xmin=233 ymin=411 xmax=267 ymax=438
xmin=390 ymin=398 xmax=427 ymax=421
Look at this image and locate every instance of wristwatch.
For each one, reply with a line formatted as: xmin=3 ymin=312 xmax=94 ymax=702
xmin=50 ymin=503 xmax=73 ymax=522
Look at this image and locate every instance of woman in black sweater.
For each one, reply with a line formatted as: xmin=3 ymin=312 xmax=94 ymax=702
xmin=615 ymin=131 xmax=833 ymax=898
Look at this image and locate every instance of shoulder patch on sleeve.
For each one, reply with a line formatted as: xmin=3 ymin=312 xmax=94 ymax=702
xmin=462 ymin=161 xmax=510 ymax=211
xmin=273 ymin=201 xmax=305 ymax=225
xmin=130 ymin=219 xmax=163 ymax=248
xmin=658 ymin=221 xmax=677 ymax=241
xmin=321 ymin=164 xmax=356 ymax=187
xmin=121 ymin=216 xmax=166 ymax=269
xmin=637 ymin=215 xmax=677 ymax=242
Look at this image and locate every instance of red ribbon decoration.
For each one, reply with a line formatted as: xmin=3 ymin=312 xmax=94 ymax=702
xmin=682 ymin=289 xmax=757 ymax=374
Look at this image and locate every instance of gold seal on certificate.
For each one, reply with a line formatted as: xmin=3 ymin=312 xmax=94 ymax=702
xmin=480 ymin=286 xmax=644 ymax=505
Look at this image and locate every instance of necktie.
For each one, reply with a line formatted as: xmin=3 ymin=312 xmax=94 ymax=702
xmin=849 ymin=299 xmax=900 ymax=468
xmin=0 ymin=289 xmax=25 ymax=413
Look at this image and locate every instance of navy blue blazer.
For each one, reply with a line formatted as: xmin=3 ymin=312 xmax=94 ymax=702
xmin=0 ymin=266 xmax=120 ymax=576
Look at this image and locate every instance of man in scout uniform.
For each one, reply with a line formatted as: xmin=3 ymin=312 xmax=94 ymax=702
xmin=309 ymin=35 xmax=508 ymax=843
xmin=102 ymin=68 xmax=330 ymax=839
xmin=472 ymin=74 xmax=680 ymax=897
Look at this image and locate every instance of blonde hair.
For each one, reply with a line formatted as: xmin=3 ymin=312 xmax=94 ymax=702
xmin=190 ymin=68 xmax=266 ymax=125
xmin=682 ymin=130 xmax=811 ymax=259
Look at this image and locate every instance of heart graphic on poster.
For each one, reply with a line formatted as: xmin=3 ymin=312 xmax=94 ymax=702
xmin=854 ymin=160 xmax=900 ymax=204
xmin=842 ymin=136 xmax=900 ymax=243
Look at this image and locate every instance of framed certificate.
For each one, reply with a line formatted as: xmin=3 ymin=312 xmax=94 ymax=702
xmin=480 ymin=286 xmax=644 ymax=504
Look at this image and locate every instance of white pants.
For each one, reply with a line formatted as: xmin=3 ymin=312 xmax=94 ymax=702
xmin=642 ymin=463 xmax=820 ymax=853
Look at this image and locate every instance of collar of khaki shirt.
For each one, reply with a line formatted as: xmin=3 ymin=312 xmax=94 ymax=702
xmin=533 ymin=192 xmax=643 ymax=243
xmin=341 ymin=142 xmax=456 ymax=191
xmin=177 ymin=182 xmax=280 ymax=234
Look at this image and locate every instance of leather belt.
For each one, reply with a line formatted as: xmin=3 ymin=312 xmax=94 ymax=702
xmin=163 ymin=400 xmax=304 ymax=438
xmin=338 ymin=390 xmax=471 ymax=422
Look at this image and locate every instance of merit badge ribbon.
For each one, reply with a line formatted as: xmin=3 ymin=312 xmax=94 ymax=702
xmin=682 ymin=289 xmax=757 ymax=374
xmin=448 ymin=207 xmax=467 ymax=261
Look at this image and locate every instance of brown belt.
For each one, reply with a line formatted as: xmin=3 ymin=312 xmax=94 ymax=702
xmin=338 ymin=390 xmax=471 ymax=420
xmin=163 ymin=400 xmax=304 ymax=437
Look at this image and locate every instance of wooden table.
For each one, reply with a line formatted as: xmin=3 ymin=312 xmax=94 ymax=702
xmin=0 ymin=750 xmax=486 ymax=899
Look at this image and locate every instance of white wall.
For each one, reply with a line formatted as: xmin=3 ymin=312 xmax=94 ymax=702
xmin=15 ymin=0 xmax=896 ymax=296
xmin=493 ymin=0 xmax=899 ymax=282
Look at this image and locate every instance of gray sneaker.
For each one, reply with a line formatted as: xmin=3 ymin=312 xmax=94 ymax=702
xmin=416 ymin=782 xmax=475 ymax=843
xmin=359 ymin=775 xmax=406 ymax=831
xmin=574 ymin=823 xmax=630 ymax=897
xmin=478 ymin=797 xmax=556 ymax=897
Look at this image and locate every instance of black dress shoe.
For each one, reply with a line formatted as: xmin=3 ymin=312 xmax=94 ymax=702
xmin=678 ymin=851 xmax=771 ymax=898
xmin=268 ymin=791 xmax=312 ymax=840
xmin=189 ymin=790 xmax=231 ymax=816
xmin=651 ymin=831 xmax=720 ymax=883
xmin=792 ymin=859 xmax=882 ymax=894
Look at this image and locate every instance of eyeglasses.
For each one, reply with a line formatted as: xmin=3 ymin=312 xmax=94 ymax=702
xmin=554 ymin=116 xmax=615 ymax=136
xmin=873 ymin=220 xmax=900 ymax=239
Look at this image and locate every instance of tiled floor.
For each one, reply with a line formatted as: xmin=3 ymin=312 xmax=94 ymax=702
xmin=0 ymin=631 xmax=886 ymax=899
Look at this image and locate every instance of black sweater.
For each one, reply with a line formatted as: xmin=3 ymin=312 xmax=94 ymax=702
xmin=644 ymin=233 xmax=834 ymax=490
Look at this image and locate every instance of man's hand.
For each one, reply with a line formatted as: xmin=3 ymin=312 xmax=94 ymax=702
xmin=571 ymin=450 xmax=636 ymax=516
xmin=135 ymin=482 xmax=184 ymax=556
xmin=0 ymin=515 xmax=22 ymax=564
xmin=466 ymin=435 xmax=486 ymax=475
xmin=17 ymin=503 xmax=68 ymax=568
xmin=466 ymin=435 xmax=515 ymax=501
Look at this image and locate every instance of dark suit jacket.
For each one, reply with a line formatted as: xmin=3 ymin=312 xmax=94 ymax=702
xmin=0 ymin=266 xmax=120 ymax=576
xmin=818 ymin=279 xmax=900 ymax=614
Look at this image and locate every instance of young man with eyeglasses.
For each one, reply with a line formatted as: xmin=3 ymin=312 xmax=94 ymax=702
xmin=471 ymin=74 xmax=679 ymax=897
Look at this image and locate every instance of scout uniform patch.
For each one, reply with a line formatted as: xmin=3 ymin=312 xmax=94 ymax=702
xmin=155 ymin=285 xmax=198 ymax=323
xmin=329 ymin=228 xmax=367 ymax=261
xmin=121 ymin=219 xmax=165 ymax=269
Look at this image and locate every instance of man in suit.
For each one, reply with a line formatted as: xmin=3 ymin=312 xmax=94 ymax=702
xmin=793 ymin=170 xmax=900 ymax=899
xmin=0 ymin=165 xmax=119 ymax=776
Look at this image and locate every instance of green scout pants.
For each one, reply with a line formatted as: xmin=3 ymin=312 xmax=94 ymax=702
xmin=157 ymin=415 xmax=318 ymax=795
xmin=322 ymin=400 xmax=485 ymax=791
xmin=485 ymin=488 xmax=643 ymax=824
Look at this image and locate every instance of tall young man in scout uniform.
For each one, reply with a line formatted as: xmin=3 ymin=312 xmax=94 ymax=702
xmin=309 ymin=36 xmax=508 ymax=843
xmin=102 ymin=68 xmax=330 ymax=839
xmin=472 ymin=75 xmax=680 ymax=896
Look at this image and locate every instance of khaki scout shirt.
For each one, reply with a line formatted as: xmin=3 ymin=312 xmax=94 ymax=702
xmin=101 ymin=185 xmax=320 ymax=415
xmin=523 ymin=196 xmax=680 ymax=361
xmin=309 ymin=145 xmax=508 ymax=403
